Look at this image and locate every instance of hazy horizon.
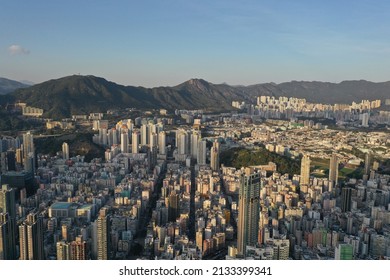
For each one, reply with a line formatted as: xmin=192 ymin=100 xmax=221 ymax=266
xmin=3 ymin=74 xmax=390 ymax=89
xmin=2 ymin=0 xmax=390 ymax=87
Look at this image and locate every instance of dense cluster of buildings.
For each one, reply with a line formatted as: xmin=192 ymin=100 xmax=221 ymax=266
xmin=0 ymin=95 xmax=390 ymax=260
xmin=232 ymin=96 xmax=384 ymax=127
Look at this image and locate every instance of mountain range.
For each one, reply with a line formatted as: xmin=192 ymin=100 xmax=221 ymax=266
xmin=0 ymin=77 xmax=30 ymax=95
xmin=1 ymin=75 xmax=390 ymax=119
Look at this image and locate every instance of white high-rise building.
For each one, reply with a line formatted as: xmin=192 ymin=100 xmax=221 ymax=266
xmin=100 ymin=129 xmax=108 ymax=146
xmin=62 ymin=142 xmax=69 ymax=160
xmin=120 ymin=132 xmax=129 ymax=153
xmin=150 ymin=132 xmax=158 ymax=148
xmin=176 ymin=130 xmax=189 ymax=155
xmin=156 ymin=123 xmax=164 ymax=134
xmin=361 ymin=112 xmax=369 ymax=127
xmin=149 ymin=123 xmax=157 ymax=136
xmin=158 ymin=131 xmax=166 ymax=155
xmin=191 ymin=131 xmax=200 ymax=159
xmin=132 ymin=131 xmax=140 ymax=153
xmin=141 ymin=124 xmax=149 ymax=146
xmin=112 ymin=129 xmax=118 ymax=145
xmin=210 ymin=140 xmax=220 ymax=171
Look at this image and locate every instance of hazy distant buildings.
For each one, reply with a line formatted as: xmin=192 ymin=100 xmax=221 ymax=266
xmin=22 ymin=106 xmax=43 ymax=117
xmin=361 ymin=112 xmax=369 ymax=127
xmin=237 ymin=170 xmax=260 ymax=257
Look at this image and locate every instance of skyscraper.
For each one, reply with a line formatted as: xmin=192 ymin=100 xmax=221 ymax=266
xmin=97 ymin=208 xmax=110 ymax=260
xmin=141 ymin=124 xmax=149 ymax=146
xmin=237 ymin=169 xmax=260 ymax=257
xmin=0 ymin=185 xmax=16 ymax=223
xmin=62 ymin=142 xmax=69 ymax=160
xmin=158 ymin=131 xmax=166 ymax=155
xmin=22 ymin=131 xmax=35 ymax=171
xmin=0 ymin=213 xmax=13 ymax=259
xmin=341 ymin=187 xmax=352 ymax=213
xmin=56 ymin=240 xmax=71 ymax=260
xmin=176 ymin=130 xmax=189 ymax=155
xmin=329 ymin=153 xmax=339 ymax=185
xmin=168 ymin=191 xmax=180 ymax=222
xmin=190 ymin=131 xmax=200 ymax=159
xmin=335 ymin=243 xmax=353 ymax=260
xmin=364 ymin=152 xmax=371 ymax=176
xmin=120 ymin=132 xmax=129 ymax=153
xmin=210 ymin=140 xmax=220 ymax=171
xmin=19 ymin=211 xmax=44 ymax=260
xmin=0 ymin=152 xmax=6 ymax=174
xmin=22 ymin=131 xmax=34 ymax=160
xmin=361 ymin=112 xmax=369 ymax=127
xmin=0 ymin=184 xmax=16 ymax=259
xmin=111 ymin=128 xmax=118 ymax=145
xmin=6 ymin=150 xmax=16 ymax=171
xmin=100 ymin=128 xmax=108 ymax=145
xmin=150 ymin=132 xmax=158 ymax=149
xmin=197 ymin=140 xmax=207 ymax=165
xmin=300 ymin=154 xmax=311 ymax=185
xmin=132 ymin=131 xmax=140 ymax=153
xmin=71 ymin=235 xmax=88 ymax=260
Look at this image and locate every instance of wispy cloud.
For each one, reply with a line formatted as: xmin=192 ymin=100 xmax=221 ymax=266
xmin=8 ymin=44 xmax=30 ymax=55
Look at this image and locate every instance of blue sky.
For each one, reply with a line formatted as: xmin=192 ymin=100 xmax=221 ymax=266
xmin=1 ymin=0 xmax=390 ymax=87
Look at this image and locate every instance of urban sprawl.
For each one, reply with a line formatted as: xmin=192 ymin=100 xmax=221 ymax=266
xmin=1 ymin=95 xmax=390 ymax=260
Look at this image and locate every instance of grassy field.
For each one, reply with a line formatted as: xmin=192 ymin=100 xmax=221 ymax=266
xmin=311 ymin=158 xmax=329 ymax=169
xmin=339 ymin=167 xmax=364 ymax=180
xmin=310 ymin=157 xmax=363 ymax=180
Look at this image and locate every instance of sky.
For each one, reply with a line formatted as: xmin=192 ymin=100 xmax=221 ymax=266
xmin=1 ymin=0 xmax=390 ymax=87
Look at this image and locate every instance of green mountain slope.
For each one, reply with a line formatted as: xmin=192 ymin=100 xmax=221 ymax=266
xmin=3 ymin=75 xmax=390 ymax=119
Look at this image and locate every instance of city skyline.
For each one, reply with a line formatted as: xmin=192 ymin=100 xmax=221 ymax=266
xmin=1 ymin=0 xmax=390 ymax=263
xmin=2 ymin=1 xmax=390 ymax=87
xmin=0 ymin=95 xmax=389 ymax=260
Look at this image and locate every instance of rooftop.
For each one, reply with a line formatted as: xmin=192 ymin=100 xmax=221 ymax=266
xmin=50 ymin=202 xmax=73 ymax=210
